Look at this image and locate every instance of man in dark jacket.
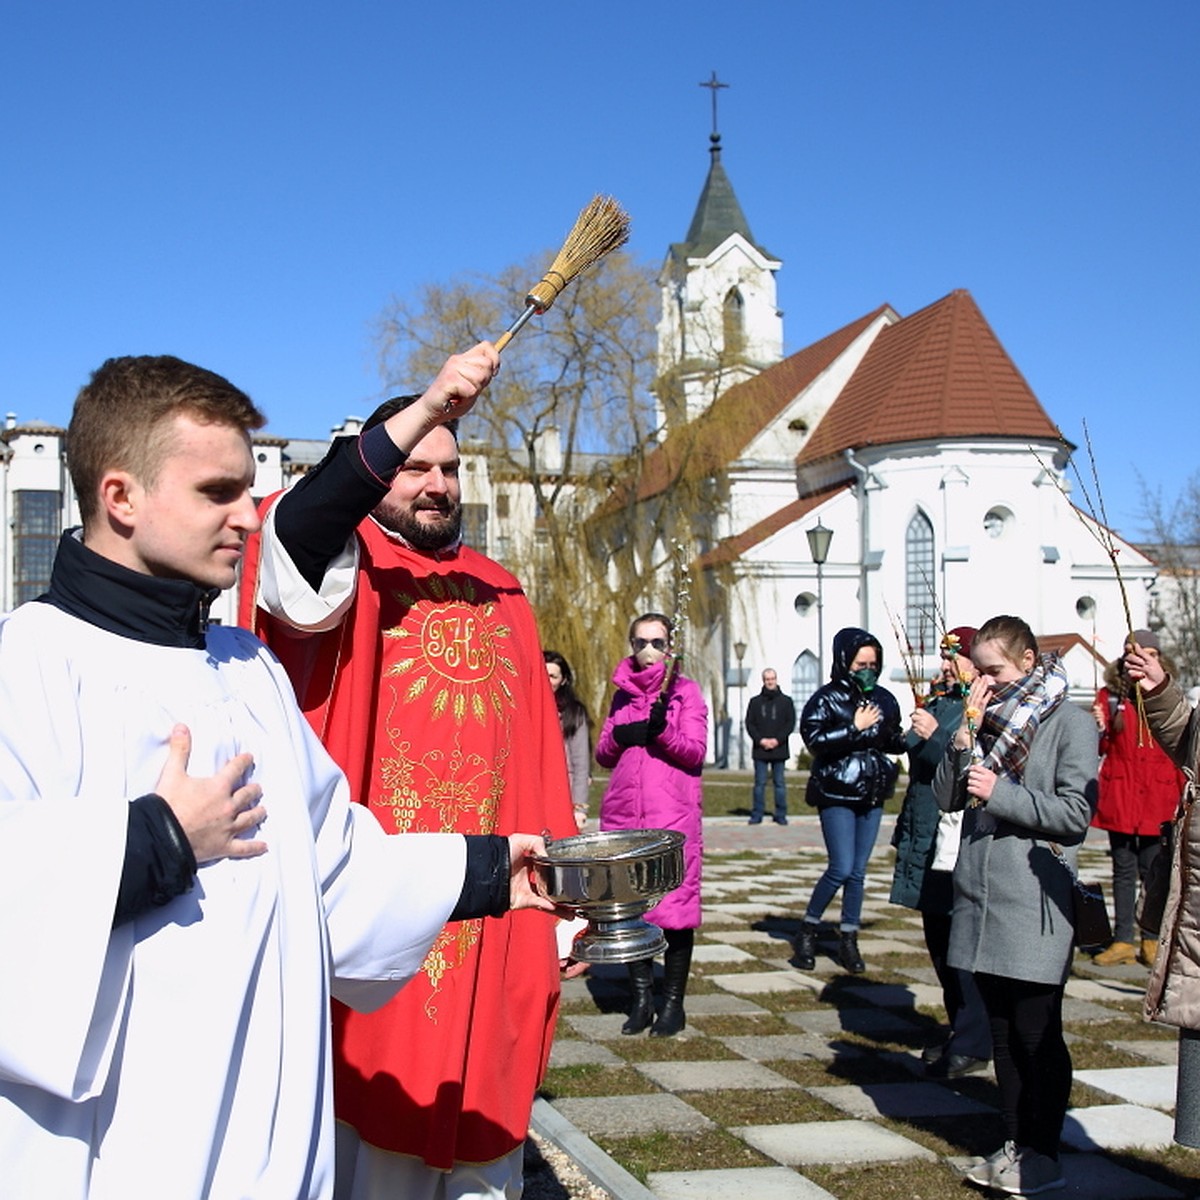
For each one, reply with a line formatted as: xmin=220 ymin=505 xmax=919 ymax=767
xmin=745 ymin=668 xmax=797 ymax=825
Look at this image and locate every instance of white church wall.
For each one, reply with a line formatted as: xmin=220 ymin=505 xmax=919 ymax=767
xmin=712 ymin=435 xmax=1155 ymax=723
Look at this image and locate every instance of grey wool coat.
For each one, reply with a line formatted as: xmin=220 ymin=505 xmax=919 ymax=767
xmin=933 ymin=701 xmax=1098 ymax=985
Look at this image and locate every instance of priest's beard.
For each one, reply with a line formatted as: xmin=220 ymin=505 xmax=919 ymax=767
xmin=375 ymin=496 xmax=462 ymax=552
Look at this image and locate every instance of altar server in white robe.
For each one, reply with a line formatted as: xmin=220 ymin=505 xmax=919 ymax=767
xmin=0 ymin=352 xmax=551 ymax=1200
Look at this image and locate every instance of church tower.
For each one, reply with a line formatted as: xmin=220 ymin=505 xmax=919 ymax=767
xmin=655 ymin=77 xmax=784 ymax=428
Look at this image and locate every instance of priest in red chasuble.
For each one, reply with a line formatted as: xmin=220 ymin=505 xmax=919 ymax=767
xmin=239 ymin=343 xmax=578 ymax=1200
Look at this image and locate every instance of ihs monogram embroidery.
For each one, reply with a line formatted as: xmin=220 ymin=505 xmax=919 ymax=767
xmin=373 ymin=572 xmax=518 ymax=1013
xmin=383 ymin=573 xmax=517 ymax=725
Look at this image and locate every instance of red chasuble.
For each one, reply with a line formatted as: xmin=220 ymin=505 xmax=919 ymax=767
xmin=241 ymin=514 xmax=576 ymax=1168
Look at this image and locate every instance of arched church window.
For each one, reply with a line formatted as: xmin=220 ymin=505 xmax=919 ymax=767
xmin=905 ymin=510 xmax=936 ymax=656
xmin=792 ymin=649 xmax=819 ymax=713
xmin=723 ymin=288 xmax=745 ymax=356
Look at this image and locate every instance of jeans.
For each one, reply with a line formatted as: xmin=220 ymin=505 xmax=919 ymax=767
xmin=803 ymin=804 xmax=885 ymax=931
xmin=1108 ymin=830 xmax=1161 ymax=943
xmin=751 ymin=760 xmax=787 ymax=820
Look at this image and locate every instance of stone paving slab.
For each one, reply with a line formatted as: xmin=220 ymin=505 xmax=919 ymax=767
xmin=701 ymin=929 xmax=786 ymax=947
xmin=841 ymin=981 xmax=944 ymax=1011
xmin=551 ymin=1093 xmax=715 ymax=1137
xmin=1111 ymin=1038 xmax=1180 ymax=1065
xmin=563 ymin=1012 xmax=652 ymax=1041
xmin=852 ymin=937 xmax=924 ymax=959
xmin=784 ymin=1006 xmax=926 ymax=1040
xmin=806 ymin=1080 xmax=995 ymax=1119
xmin=893 ymin=965 xmax=941 ymax=984
xmin=1061 ymin=1102 xmax=1178 ymax=1151
xmin=706 ymin=901 xmax=797 ymax=918
xmin=1074 ymin=1065 xmax=1178 ymax=1110
xmin=718 ymin=1033 xmax=849 ymax=1063
xmin=698 ymin=910 xmax=743 ymax=927
xmin=1079 ymin=960 xmax=1152 ymax=984
xmin=548 ymin=1039 xmax=624 ymax=1067
xmin=1066 ymin=976 xmax=1148 ymax=1004
xmin=684 ymin=992 xmax=771 ymax=1017
xmin=1062 ymin=995 xmax=1126 ymax=1024
xmin=647 ymin=1166 xmax=836 ymax=1200
xmin=870 ymin=926 xmax=926 ymax=942
xmin=634 ymin=1058 xmax=801 ymax=1092
xmin=733 ymin=1118 xmax=937 ymax=1165
xmin=692 ymin=943 xmax=757 ymax=964
xmin=749 ymin=891 xmax=814 ymax=906
xmin=707 ymin=970 xmax=821 ymax=995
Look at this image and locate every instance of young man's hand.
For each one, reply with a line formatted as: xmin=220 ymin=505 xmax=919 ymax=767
xmin=155 ymin=724 xmax=268 ymax=863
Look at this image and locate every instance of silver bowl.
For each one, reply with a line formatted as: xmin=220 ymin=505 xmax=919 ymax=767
xmin=534 ymin=828 xmax=685 ymax=963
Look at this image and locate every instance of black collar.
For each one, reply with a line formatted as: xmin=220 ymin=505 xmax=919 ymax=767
xmin=40 ymin=529 xmax=218 ymax=649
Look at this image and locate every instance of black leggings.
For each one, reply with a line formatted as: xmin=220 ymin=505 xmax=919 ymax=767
xmin=975 ymin=972 xmax=1071 ymax=1158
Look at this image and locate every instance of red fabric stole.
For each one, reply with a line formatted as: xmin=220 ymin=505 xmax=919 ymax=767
xmin=241 ymin=511 xmax=575 ymax=1167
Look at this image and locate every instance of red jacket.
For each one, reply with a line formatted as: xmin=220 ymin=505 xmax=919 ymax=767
xmin=1094 ymin=688 xmax=1185 ymax=835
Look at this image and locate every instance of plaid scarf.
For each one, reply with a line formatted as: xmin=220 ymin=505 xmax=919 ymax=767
xmin=979 ymin=653 xmax=1069 ymax=782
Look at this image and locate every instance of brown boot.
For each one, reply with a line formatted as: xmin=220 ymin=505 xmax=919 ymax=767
xmin=1139 ymin=938 xmax=1159 ymax=967
xmin=1094 ymin=940 xmax=1137 ymax=966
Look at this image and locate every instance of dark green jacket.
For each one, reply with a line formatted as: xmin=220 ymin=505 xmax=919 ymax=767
xmin=889 ymin=693 xmax=963 ymax=912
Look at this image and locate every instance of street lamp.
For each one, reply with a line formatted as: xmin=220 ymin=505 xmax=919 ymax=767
xmin=733 ymin=640 xmax=748 ymax=770
xmin=806 ymin=521 xmax=834 ymax=688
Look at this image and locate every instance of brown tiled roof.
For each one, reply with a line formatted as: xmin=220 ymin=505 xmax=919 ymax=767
xmin=1038 ymin=632 xmax=1105 ymax=666
xmin=626 ymin=306 xmax=888 ymax=505
xmin=696 ymin=483 xmax=849 ymax=568
xmin=797 ymin=289 xmax=1061 ymax=466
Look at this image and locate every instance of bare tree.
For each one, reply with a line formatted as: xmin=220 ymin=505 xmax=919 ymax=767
xmin=374 ymin=251 xmax=742 ymax=721
xmin=1140 ymin=473 xmax=1200 ymax=689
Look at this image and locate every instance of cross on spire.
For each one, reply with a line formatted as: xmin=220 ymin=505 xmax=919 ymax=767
xmin=699 ymin=71 xmax=729 ymax=138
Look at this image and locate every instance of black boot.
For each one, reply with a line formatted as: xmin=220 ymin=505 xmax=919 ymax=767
xmin=838 ymin=930 xmax=866 ymax=974
xmin=795 ymin=922 xmax=818 ymax=970
xmin=650 ymin=929 xmax=693 ymax=1038
xmin=621 ymin=958 xmax=656 ymax=1035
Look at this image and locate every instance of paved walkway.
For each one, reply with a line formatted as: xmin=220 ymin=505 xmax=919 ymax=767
xmin=533 ymin=817 xmax=1199 ymax=1199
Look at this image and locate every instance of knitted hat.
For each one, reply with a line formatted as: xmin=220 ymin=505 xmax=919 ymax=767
xmin=941 ymin=626 xmax=978 ymax=658
xmin=1127 ymin=629 xmax=1161 ymax=652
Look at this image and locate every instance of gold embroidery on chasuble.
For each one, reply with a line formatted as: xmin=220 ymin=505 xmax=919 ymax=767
xmin=373 ymin=571 xmax=518 ymax=1015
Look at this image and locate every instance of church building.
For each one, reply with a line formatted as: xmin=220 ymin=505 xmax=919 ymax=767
xmin=641 ymin=124 xmax=1155 ymax=744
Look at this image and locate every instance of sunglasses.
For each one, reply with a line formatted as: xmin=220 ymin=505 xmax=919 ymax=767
xmin=632 ymin=637 xmax=668 ymax=652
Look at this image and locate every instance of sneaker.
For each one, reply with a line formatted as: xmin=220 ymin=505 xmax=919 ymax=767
xmin=963 ymin=1140 xmax=1018 ymax=1188
xmin=1094 ymin=940 xmax=1138 ymax=966
xmin=991 ymin=1147 xmax=1064 ymax=1195
xmin=747 ymin=816 xmax=763 ymax=825
xmin=773 ymin=815 xmax=788 ymax=825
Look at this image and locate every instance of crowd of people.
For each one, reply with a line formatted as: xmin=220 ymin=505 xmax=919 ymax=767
xmin=3 ymin=336 xmax=1198 ymax=1198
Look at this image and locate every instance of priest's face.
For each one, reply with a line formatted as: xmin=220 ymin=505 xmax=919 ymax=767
xmin=123 ymin=414 xmax=260 ymax=589
xmin=373 ymin=425 xmax=462 ymax=552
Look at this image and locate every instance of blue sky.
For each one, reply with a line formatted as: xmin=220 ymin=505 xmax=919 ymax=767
xmin=3 ymin=2 xmax=1196 ymax=537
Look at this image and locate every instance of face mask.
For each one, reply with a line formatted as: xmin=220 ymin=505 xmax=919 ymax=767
xmin=851 ymin=667 xmax=878 ymax=693
xmin=634 ymin=645 xmax=667 ymax=668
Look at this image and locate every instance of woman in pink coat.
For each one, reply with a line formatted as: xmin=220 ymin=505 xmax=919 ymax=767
xmin=596 ymin=612 xmax=707 ymax=1037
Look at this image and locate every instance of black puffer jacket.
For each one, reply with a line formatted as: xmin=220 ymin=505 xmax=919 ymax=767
xmin=801 ymin=627 xmax=907 ymax=811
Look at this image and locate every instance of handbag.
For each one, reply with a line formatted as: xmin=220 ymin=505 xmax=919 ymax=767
xmin=1049 ymin=842 xmax=1113 ymax=948
xmin=1071 ymin=880 xmax=1114 ymax=948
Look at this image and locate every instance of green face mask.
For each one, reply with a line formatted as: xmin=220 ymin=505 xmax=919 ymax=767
xmin=851 ymin=667 xmax=879 ymax=693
